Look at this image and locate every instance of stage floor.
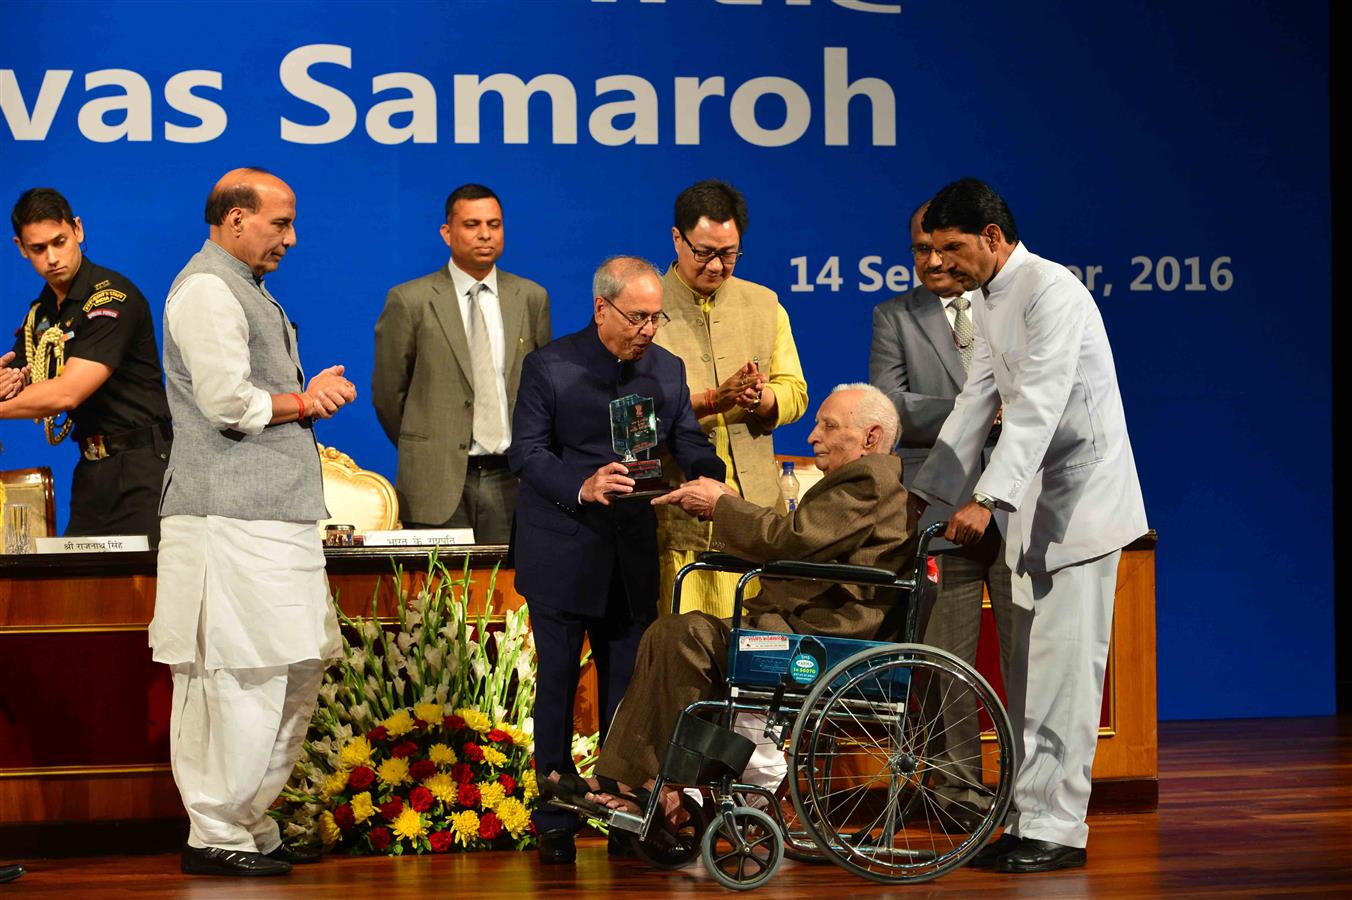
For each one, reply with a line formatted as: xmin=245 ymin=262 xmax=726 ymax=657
xmin=6 ymin=717 xmax=1350 ymax=898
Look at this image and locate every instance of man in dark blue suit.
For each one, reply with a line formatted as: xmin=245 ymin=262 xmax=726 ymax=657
xmin=509 ymin=256 xmax=724 ymax=863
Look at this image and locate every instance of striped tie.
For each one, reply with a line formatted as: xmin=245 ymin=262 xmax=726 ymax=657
xmin=466 ymin=283 xmax=505 ymax=451
xmin=952 ymin=295 xmax=974 ymax=373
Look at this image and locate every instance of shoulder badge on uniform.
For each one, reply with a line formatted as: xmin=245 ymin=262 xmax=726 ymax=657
xmin=83 ymin=289 xmax=127 ymax=312
xmin=93 ymin=279 xmax=112 ymax=291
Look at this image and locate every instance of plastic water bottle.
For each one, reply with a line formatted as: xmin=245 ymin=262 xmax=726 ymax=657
xmin=779 ymin=461 xmax=800 ymax=513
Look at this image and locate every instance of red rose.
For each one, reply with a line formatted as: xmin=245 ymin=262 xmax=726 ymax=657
xmin=409 ymin=786 xmax=434 ymax=812
xmin=409 ymin=759 xmax=437 ymax=782
xmin=379 ymin=797 xmax=404 ymax=821
xmin=413 ymin=717 xmax=429 ymax=731
xmin=461 ymin=743 xmax=484 ymax=763
xmin=429 ymin=831 xmax=453 ymax=853
xmin=528 ymin=822 xmax=538 ymax=836
xmin=333 ymin=803 xmax=355 ymax=830
xmin=497 ymin=774 xmax=517 ymax=794
xmin=451 ymin=763 xmax=473 ymax=784
xmin=479 ymin=812 xmax=503 ymax=840
xmin=369 ymin=826 xmax=392 ymax=851
xmin=443 ymin=715 xmax=466 ymax=732
xmin=458 ymin=782 xmax=481 ymax=807
xmin=367 ymin=725 xmax=389 ymax=742
xmin=390 ymin=740 xmax=418 ymax=759
xmin=486 ymin=728 xmax=513 ymax=745
xmin=348 ymin=766 xmax=375 ymax=791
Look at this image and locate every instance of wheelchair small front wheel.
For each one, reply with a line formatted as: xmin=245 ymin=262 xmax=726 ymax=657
xmin=700 ymin=806 xmax=784 ymax=891
xmin=629 ymin=792 xmax=709 ymax=870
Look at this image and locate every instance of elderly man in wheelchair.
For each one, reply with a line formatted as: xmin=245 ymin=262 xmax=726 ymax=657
xmin=540 ymin=383 xmax=1014 ymax=889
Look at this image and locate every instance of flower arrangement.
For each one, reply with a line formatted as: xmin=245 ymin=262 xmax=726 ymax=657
xmin=272 ymin=552 xmax=595 ymax=854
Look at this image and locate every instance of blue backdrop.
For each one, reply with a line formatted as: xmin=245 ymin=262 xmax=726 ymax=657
xmin=1 ymin=0 xmax=1331 ymax=720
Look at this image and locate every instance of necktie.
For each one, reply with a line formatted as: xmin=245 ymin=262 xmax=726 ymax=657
xmin=466 ymin=283 xmax=505 ymax=452
xmin=951 ymin=295 xmax=974 ymax=373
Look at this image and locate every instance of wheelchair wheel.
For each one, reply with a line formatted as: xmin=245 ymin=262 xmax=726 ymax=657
xmin=700 ymin=806 xmax=784 ymax=891
xmin=788 ymin=643 xmax=1013 ymax=884
xmin=629 ymin=792 xmax=709 ymax=870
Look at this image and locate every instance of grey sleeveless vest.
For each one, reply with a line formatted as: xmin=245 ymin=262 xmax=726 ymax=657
xmin=160 ymin=240 xmax=328 ymax=521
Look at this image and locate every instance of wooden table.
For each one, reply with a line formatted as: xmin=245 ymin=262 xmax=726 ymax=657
xmin=0 ymin=535 xmax=1157 ymax=848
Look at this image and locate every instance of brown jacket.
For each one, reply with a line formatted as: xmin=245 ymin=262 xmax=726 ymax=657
xmin=710 ymin=453 xmax=916 ymax=640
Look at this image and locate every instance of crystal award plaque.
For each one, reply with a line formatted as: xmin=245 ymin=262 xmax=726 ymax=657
xmin=608 ymin=393 xmax=666 ymax=497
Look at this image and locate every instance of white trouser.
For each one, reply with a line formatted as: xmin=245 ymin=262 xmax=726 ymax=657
xmin=1003 ymin=550 xmax=1119 ymax=849
xmin=169 ymin=658 xmax=323 ymax=852
xmin=736 ymin=714 xmax=790 ymax=794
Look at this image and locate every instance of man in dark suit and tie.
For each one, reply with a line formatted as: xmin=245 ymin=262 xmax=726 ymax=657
xmin=373 ymin=184 xmax=551 ymax=542
xmin=509 ymin=256 xmax=723 ymax=863
xmin=870 ymin=201 xmax=1018 ymax=833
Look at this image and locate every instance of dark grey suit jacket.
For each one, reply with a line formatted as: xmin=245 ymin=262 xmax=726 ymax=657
xmin=870 ymin=285 xmax=997 ymax=550
xmin=373 ymin=266 xmax=550 ymax=525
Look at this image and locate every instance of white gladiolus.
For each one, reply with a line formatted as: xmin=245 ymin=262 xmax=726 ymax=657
xmin=392 ymin=676 xmax=406 ymax=697
xmin=424 ymin=646 xmax=443 ymax=670
xmin=396 ymin=632 xmax=414 ymax=654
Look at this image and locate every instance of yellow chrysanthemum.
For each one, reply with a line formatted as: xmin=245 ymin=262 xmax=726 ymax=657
xmin=477 ymin=780 xmax=506 ymax=810
xmin=377 ymin=756 xmax=410 ymax=787
xmin=521 ymin=770 xmax=538 ymax=801
xmin=392 ymin=808 xmax=427 ymax=842
xmin=425 ymin=772 xmax=457 ymax=805
xmin=503 ymin=725 xmax=532 ymax=749
xmin=413 ymin=702 xmax=443 ymax=725
xmin=382 ymin=709 xmax=415 ymax=737
xmin=319 ymin=769 xmax=349 ymax=801
xmin=429 ymin=743 xmax=457 ymax=766
xmin=319 ymin=810 xmax=341 ymax=849
xmin=454 ymin=707 xmax=492 ymax=734
xmin=481 ymin=745 xmax=507 ymax=768
xmin=451 ymin=809 xmax=480 ymax=847
xmin=350 ymin=791 xmax=376 ymax=824
xmin=338 ymin=736 xmax=374 ymax=769
xmin=496 ymin=797 xmax=530 ymax=838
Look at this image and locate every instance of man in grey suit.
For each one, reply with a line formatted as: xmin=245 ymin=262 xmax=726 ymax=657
xmin=373 ymin=184 xmax=551 ymax=542
xmin=869 ymin=201 xmax=1018 ymax=835
xmin=912 ymin=178 xmax=1148 ymax=874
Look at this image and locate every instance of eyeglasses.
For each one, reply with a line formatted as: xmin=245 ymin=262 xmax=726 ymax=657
xmin=602 ymin=295 xmax=671 ymax=329
xmin=911 ymin=244 xmax=937 ymax=259
xmin=678 ymin=231 xmax=743 ymax=265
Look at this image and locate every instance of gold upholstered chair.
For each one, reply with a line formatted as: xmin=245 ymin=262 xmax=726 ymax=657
xmin=316 ymin=445 xmax=400 ymax=533
xmin=1 ymin=466 xmax=59 ymax=546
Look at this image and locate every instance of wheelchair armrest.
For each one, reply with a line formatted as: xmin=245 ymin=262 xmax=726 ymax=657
xmin=760 ymin=559 xmax=900 ymax=587
xmin=696 ymin=552 xmax=760 ymax=573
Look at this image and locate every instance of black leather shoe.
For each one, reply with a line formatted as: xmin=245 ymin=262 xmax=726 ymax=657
xmin=966 ymin=832 xmax=1022 ymax=869
xmin=995 ymin=838 xmax=1087 ymax=873
xmin=935 ymin=801 xmax=987 ymax=834
xmin=0 ymin=864 xmax=24 ymax=884
xmin=181 ymin=845 xmax=292 ymax=876
xmin=537 ymin=829 xmax=577 ymax=864
xmin=607 ymin=832 xmax=636 ymax=858
xmin=266 ymin=843 xmax=324 ymax=864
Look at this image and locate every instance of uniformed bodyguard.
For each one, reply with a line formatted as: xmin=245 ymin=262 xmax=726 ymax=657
xmin=0 ymin=188 xmax=171 ymax=544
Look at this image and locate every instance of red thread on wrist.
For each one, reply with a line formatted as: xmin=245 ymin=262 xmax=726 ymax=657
xmin=291 ymin=392 xmax=306 ymax=420
xmin=704 ymin=388 xmax=715 ymax=413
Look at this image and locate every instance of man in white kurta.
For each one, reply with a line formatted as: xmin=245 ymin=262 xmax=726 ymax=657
xmin=910 ymin=178 xmax=1148 ymax=874
xmin=150 ymin=168 xmax=356 ymax=877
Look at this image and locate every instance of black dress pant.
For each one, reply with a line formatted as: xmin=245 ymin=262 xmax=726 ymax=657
xmin=527 ymin=563 xmax=650 ymax=833
xmin=66 ymin=443 xmax=169 ymax=546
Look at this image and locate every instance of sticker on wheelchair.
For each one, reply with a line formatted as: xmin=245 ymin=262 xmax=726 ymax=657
xmin=788 ymin=652 xmax=820 ymax=685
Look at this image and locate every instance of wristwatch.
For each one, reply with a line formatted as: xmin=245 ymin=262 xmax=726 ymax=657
xmin=972 ymin=492 xmax=997 ymax=512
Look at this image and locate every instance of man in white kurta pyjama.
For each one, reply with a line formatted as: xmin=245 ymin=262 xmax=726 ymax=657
xmin=150 ymin=168 xmax=356 ymax=877
xmin=911 ymin=178 xmax=1148 ymax=874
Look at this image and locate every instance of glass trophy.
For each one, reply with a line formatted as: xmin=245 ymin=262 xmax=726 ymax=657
xmin=608 ymin=393 xmax=667 ymax=498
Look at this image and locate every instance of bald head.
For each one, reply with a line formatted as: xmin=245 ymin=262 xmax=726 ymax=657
xmin=206 ymin=168 xmax=297 ymax=277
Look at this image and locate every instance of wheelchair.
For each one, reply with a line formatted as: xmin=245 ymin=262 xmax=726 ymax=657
xmin=584 ymin=521 xmax=1015 ymax=890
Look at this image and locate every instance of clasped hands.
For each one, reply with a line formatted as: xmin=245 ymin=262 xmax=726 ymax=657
xmin=705 ymin=360 xmax=772 ymax=417
xmin=304 ymin=365 xmax=357 ymax=419
xmin=0 ymin=351 xmax=30 ymax=401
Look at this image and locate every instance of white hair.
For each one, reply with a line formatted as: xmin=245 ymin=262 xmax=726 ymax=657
xmin=830 ymin=382 xmax=900 ymax=451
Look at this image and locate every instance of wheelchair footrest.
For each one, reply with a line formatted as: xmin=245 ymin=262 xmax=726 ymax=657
xmin=660 ymin=711 xmax=755 ymax=785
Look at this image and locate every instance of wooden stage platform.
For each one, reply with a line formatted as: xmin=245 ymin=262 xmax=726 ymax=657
xmin=4 ymin=716 xmax=1349 ymax=897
